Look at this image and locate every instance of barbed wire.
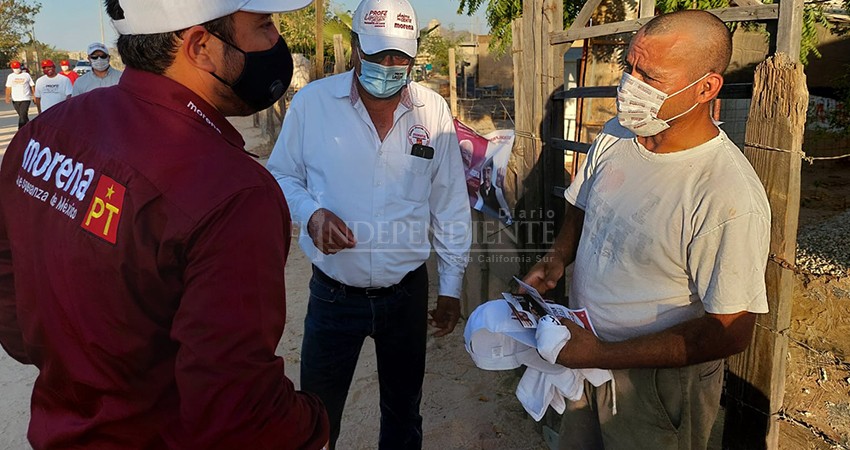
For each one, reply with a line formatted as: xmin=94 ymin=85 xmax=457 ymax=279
xmin=744 ymin=141 xmax=850 ymax=164
xmin=768 ymin=254 xmax=849 ymax=283
xmin=778 ymin=413 xmax=849 ymax=449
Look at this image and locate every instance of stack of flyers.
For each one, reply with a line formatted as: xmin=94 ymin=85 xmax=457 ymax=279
xmin=505 ymin=277 xmax=599 ymax=337
xmin=502 ymin=292 xmax=539 ymax=329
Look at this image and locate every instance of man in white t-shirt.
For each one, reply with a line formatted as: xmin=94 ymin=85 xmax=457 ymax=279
xmin=523 ymin=10 xmax=770 ymax=450
xmin=34 ymin=59 xmax=72 ymax=113
xmin=5 ymin=61 xmax=35 ymax=129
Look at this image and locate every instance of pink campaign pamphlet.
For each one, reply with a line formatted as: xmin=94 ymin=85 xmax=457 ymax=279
xmin=507 ymin=277 xmax=600 ymax=336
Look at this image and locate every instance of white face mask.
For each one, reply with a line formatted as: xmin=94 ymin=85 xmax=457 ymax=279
xmin=616 ymin=72 xmax=710 ymax=137
xmin=12 ymin=68 xmax=21 ymax=74
xmin=61 ymin=65 xmax=70 ymax=71
xmin=91 ymin=58 xmax=110 ymax=72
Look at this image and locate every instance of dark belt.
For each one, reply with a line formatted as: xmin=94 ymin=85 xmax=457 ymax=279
xmin=312 ymin=264 xmax=425 ymax=297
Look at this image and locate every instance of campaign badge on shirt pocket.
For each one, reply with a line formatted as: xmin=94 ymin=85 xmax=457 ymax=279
xmin=81 ymin=175 xmax=126 ymax=244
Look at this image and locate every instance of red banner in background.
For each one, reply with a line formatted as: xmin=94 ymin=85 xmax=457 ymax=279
xmin=454 ymin=119 xmax=515 ymax=225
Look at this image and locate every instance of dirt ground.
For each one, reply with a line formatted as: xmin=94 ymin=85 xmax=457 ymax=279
xmin=784 ymin=275 xmax=850 ymax=449
xmin=0 ymin=116 xmax=548 ymax=450
xmin=782 ymin=160 xmax=850 ymax=449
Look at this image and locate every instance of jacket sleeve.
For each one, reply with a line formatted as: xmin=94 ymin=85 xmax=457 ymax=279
xmin=167 ymin=185 xmax=328 ymax=449
xmin=0 ymin=192 xmax=30 ymax=364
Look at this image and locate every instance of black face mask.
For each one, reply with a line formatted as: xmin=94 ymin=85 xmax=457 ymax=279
xmin=208 ymin=32 xmax=294 ymax=112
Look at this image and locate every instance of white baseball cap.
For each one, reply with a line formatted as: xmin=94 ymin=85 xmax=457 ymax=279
xmin=352 ymin=0 xmax=419 ymax=58
xmin=112 ymin=0 xmax=313 ymax=35
xmin=87 ymin=42 xmax=109 ymax=56
xmin=464 ymin=300 xmax=566 ymax=374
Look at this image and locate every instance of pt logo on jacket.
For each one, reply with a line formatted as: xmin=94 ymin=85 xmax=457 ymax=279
xmin=81 ymin=175 xmax=126 ymax=244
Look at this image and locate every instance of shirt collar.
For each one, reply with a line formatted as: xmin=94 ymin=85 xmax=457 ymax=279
xmin=336 ymin=69 xmax=423 ymax=109
xmin=116 ymin=67 xmax=245 ymax=150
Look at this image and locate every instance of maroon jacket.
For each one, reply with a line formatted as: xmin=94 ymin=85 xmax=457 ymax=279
xmin=0 ymin=68 xmax=328 ymax=449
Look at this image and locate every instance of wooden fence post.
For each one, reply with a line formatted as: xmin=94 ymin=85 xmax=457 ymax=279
xmin=449 ymin=49 xmax=458 ymax=117
xmin=333 ymin=34 xmax=346 ymax=74
xmin=542 ymin=0 xmax=566 ymax=249
xmin=776 ymin=0 xmax=803 ymax=64
xmin=724 ymin=52 xmax=807 ymax=450
xmin=511 ymin=18 xmax=525 ymax=203
xmin=314 ymin=0 xmax=324 ymax=80
xmin=512 ymin=0 xmax=565 ymax=270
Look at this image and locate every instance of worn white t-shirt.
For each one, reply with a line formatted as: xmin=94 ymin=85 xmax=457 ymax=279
xmin=5 ymin=72 xmax=34 ymax=101
xmin=565 ymin=119 xmax=771 ymax=342
xmin=35 ymin=75 xmax=72 ymax=112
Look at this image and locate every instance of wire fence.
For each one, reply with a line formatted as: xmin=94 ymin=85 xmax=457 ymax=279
xmin=719 ymin=97 xmax=850 ymax=163
xmin=718 ymin=93 xmax=850 ymax=448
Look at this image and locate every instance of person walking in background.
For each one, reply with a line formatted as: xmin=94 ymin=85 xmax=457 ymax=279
xmin=33 ymin=59 xmax=72 ymax=113
xmin=0 ymin=0 xmax=329 ymax=448
xmin=72 ymin=42 xmax=122 ymax=96
xmin=522 ymin=10 xmax=770 ymax=450
xmin=267 ymin=0 xmax=472 ymax=447
xmin=5 ymin=61 xmax=35 ymax=129
xmin=58 ymin=60 xmax=78 ymax=85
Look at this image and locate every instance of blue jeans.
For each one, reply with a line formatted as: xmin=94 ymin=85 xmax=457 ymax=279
xmin=300 ymin=265 xmax=428 ymax=450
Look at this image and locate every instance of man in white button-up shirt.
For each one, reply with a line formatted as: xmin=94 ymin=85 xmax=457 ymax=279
xmin=267 ymin=0 xmax=471 ymax=448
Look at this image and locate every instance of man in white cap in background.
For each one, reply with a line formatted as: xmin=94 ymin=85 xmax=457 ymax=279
xmin=71 ymin=42 xmax=123 ymax=96
xmin=267 ymin=0 xmax=471 ymax=448
xmin=0 ymin=0 xmax=328 ymax=448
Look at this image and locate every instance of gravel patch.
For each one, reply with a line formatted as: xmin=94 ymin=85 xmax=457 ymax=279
xmin=796 ymin=209 xmax=850 ymax=277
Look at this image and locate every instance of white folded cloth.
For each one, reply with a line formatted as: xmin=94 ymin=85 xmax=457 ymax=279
xmin=465 ymin=302 xmax=616 ymax=421
xmin=535 ymin=315 xmax=570 ymax=364
xmin=533 ymin=314 xmax=617 ymax=415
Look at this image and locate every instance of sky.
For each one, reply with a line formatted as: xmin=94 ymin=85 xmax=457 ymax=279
xmin=34 ymin=0 xmax=488 ymax=54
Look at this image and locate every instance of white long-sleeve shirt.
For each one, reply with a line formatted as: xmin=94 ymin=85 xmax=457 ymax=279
xmin=268 ymin=71 xmax=471 ymax=298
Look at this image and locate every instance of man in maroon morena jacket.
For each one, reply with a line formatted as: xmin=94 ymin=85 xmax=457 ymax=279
xmin=0 ymin=0 xmax=328 ymax=448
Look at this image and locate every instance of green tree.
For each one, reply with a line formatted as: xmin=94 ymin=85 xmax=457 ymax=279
xmin=0 ymin=0 xmax=42 ymax=65
xmin=457 ymin=0 xmax=520 ymax=56
xmin=279 ymin=1 xmax=354 ymax=70
xmin=31 ymin=41 xmax=67 ymax=65
xmin=457 ymin=0 xmax=842 ymax=64
xmin=419 ymin=29 xmax=463 ymax=75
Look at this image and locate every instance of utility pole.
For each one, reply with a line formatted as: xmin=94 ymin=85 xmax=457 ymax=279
xmin=30 ymin=25 xmax=40 ymax=78
xmin=98 ymin=0 xmax=106 ymax=43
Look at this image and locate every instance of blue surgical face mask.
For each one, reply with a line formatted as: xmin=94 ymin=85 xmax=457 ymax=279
xmin=357 ymin=53 xmax=410 ymax=99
